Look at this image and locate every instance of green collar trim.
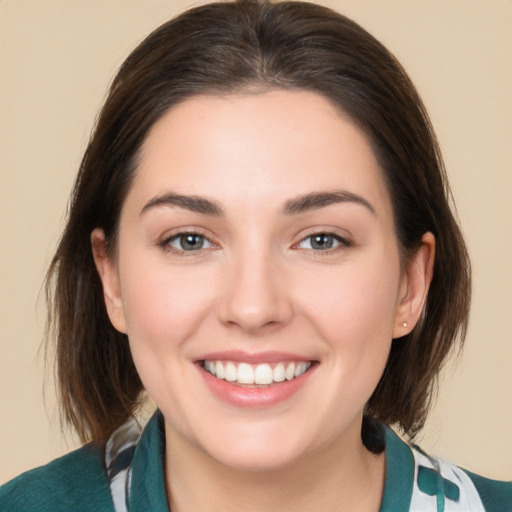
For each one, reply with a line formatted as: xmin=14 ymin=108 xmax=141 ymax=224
xmin=379 ymin=426 xmax=414 ymax=512
xmin=129 ymin=411 xmax=170 ymax=512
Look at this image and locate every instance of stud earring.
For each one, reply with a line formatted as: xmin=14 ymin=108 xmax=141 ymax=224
xmin=402 ymin=321 xmax=408 ymax=328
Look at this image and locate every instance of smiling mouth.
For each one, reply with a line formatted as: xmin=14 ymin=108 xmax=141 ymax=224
xmin=201 ymin=360 xmax=315 ymax=387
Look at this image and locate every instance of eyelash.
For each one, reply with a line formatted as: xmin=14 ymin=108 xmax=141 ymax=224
xmin=158 ymin=231 xmax=352 ymax=256
xmin=159 ymin=230 xmax=215 ymax=256
xmin=295 ymin=232 xmax=352 ymax=254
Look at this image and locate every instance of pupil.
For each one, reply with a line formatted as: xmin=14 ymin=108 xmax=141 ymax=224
xmin=181 ymin=234 xmax=203 ymax=250
xmin=312 ymin=234 xmax=333 ymax=250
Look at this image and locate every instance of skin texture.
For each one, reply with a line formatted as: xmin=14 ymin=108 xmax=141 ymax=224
xmin=92 ymin=90 xmax=434 ymax=511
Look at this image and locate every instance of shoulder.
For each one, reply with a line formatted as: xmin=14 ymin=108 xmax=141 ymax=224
xmin=0 ymin=443 xmax=114 ymax=512
xmin=382 ymin=426 xmax=512 ymax=512
xmin=410 ymin=441 xmax=512 ymax=512
xmin=463 ymin=469 xmax=512 ymax=512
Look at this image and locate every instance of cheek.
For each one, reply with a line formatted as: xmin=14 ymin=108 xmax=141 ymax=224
xmin=119 ymin=258 xmax=217 ymax=354
xmin=294 ymin=255 xmax=401 ymax=397
xmin=300 ymin=264 xmax=400 ymax=336
xmin=119 ymin=257 xmax=220 ymax=417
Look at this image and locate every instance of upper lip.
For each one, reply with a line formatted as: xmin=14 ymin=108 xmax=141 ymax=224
xmin=196 ymin=350 xmax=316 ymax=364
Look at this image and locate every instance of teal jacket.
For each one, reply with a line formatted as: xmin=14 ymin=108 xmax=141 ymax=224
xmin=1 ymin=412 xmax=511 ymax=511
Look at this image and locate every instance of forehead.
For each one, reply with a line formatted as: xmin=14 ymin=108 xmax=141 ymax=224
xmin=126 ymin=89 xmax=393 ymax=219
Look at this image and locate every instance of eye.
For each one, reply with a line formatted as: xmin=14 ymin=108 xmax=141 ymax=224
xmin=165 ymin=233 xmax=213 ymax=252
xmin=297 ymin=233 xmax=350 ymax=251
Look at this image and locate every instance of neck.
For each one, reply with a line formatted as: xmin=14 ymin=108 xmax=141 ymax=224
xmin=164 ymin=421 xmax=385 ymax=512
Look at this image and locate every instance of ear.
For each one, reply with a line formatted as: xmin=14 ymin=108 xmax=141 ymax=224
xmin=91 ymin=228 xmax=127 ymax=334
xmin=393 ymin=232 xmax=435 ymax=339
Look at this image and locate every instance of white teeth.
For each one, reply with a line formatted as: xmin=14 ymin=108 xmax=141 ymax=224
xmin=225 ymin=361 xmax=237 ymax=382
xmin=285 ymin=362 xmax=296 ymax=380
xmin=295 ymin=362 xmax=309 ymax=377
xmin=203 ymin=360 xmax=312 ymax=385
xmin=205 ymin=360 xmax=216 ymax=376
xmin=273 ymin=362 xmax=285 ymax=382
xmin=237 ymin=363 xmax=255 ymax=384
xmin=254 ymin=364 xmax=273 ymax=385
xmin=215 ymin=361 xmax=225 ymax=379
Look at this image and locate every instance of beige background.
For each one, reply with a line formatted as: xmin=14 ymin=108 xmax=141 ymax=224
xmin=1 ymin=0 xmax=511 ymax=484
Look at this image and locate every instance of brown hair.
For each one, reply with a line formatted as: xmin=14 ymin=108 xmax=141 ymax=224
xmin=46 ymin=0 xmax=471 ymax=444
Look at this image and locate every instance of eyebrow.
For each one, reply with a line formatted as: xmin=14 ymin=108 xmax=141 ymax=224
xmin=140 ymin=189 xmax=375 ymax=217
xmin=283 ymin=190 xmax=376 ymax=215
xmin=140 ymin=193 xmax=224 ymax=216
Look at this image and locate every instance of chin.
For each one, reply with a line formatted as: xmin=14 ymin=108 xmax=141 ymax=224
xmin=190 ymin=420 xmax=317 ymax=473
xmin=207 ymin=442 xmax=305 ymax=473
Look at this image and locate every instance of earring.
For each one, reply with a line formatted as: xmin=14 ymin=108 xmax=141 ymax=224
xmin=402 ymin=321 xmax=408 ymax=328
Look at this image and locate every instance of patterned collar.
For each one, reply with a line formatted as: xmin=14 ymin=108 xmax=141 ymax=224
xmin=105 ymin=411 xmax=486 ymax=512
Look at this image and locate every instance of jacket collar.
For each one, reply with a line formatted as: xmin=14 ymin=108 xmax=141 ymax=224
xmin=380 ymin=426 xmax=414 ymax=511
xmin=129 ymin=411 xmax=169 ymax=511
xmin=128 ymin=411 xmax=414 ymax=512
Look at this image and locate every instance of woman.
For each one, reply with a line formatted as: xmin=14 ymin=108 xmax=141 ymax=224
xmin=1 ymin=1 xmax=510 ymax=510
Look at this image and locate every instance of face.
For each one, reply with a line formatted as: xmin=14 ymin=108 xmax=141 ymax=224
xmin=93 ymin=90 xmax=431 ymax=471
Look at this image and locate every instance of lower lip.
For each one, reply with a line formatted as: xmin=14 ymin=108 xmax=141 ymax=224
xmin=197 ymin=364 xmax=316 ymax=408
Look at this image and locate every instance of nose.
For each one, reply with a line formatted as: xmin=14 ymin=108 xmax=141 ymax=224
xmin=217 ymin=248 xmax=294 ymax=334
